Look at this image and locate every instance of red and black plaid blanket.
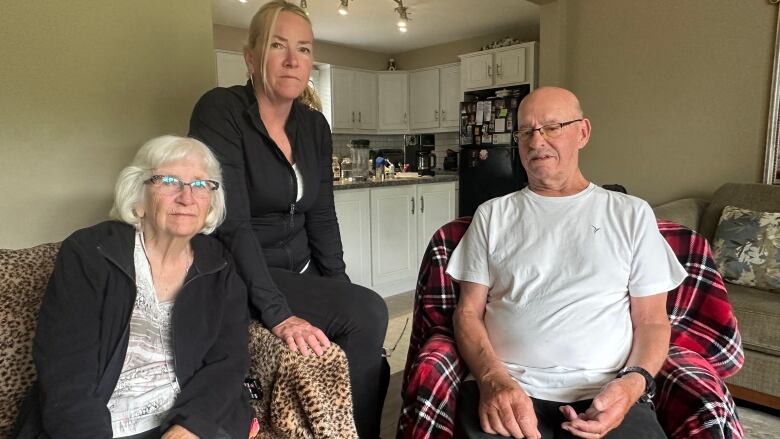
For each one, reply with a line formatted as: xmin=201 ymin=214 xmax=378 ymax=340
xmin=397 ymin=218 xmax=744 ymax=439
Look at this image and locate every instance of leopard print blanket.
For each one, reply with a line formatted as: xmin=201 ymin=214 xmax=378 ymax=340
xmin=0 ymin=242 xmax=358 ymax=439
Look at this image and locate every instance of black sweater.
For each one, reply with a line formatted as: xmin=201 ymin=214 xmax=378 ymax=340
xmin=189 ymin=82 xmax=348 ymax=328
xmin=15 ymin=221 xmax=251 ymax=439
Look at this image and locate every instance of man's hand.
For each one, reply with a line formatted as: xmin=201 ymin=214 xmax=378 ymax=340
xmin=271 ymin=315 xmax=331 ymax=356
xmin=161 ymin=425 xmax=199 ymax=439
xmin=559 ymin=374 xmax=645 ymax=438
xmin=477 ymin=371 xmax=541 ymax=439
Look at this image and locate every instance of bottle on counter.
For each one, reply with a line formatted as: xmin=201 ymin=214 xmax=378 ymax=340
xmin=332 ymin=155 xmax=341 ymax=181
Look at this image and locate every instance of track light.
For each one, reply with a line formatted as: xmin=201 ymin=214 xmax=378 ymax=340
xmin=300 ymin=0 xmax=307 ymax=9
xmin=238 ymin=0 xmax=248 ymax=3
xmin=394 ymin=1 xmax=410 ymax=32
xmin=338 ymin=0 xmax=349 ymax=15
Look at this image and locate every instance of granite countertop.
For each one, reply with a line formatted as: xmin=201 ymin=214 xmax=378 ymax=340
xmin=333 ymin=172 xmax=458 ymax=190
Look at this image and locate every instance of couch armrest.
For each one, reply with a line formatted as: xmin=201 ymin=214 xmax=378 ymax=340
xmin=398 ymin=333 xmax=467 ymax=439
xmin=655 ymin=345 xmax=742 ymax=439
xmin=248 ymin=322 xmax=357 ymax=439
xmin=653 ymin=198 xmax=709 ymax=232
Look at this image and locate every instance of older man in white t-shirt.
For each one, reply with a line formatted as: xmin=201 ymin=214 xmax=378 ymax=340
xmin=447 ymin=87 xmax=687 ymax=439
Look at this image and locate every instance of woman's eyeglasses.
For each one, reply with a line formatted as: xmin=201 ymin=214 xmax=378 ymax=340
xmin=145 ymin=175 xmax=219 ymax=198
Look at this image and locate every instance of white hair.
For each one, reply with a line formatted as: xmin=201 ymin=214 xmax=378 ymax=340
xmin=109 ymin=135 xmax=226 ymax=235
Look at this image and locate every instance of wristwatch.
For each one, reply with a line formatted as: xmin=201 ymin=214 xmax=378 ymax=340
xmin=616 ymin=366 xmax=656 ymax=404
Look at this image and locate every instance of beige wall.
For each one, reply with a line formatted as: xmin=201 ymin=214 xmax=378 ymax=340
xmin=394 ymin=29 xmax=539 ymax=70
xmin=539 ymin=0 xmax=776 ymax=205
xmin=0 ymin=0 xmax=216 ymax=248
xmin=214 ymin=24 xmax=388 ymax=70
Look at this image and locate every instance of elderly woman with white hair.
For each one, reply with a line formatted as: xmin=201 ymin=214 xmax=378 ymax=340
xmin=14 ymin=136 xmax=252 ymax=439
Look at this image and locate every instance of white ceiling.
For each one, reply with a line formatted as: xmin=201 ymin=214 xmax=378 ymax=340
xmin=212 ymin=0 xmax=540 ymax=53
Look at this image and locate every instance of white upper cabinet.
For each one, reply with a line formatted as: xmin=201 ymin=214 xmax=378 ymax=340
xmin=459 ymin=42 xmax=537 ymax=92
xmin=461 ymin=53 xmax=493 ymax=90
xmin=328 ymin=67 xmax=377 ymax=131
xmin=409 ymin=64 xmax=460 ymax=131
xmin=377 ymin=72 xmax=409 ymax=131
xmin=410 ymin=69 xmax=440 ymax=130
xmin=438 ymin=65 xmax=461 ymax=128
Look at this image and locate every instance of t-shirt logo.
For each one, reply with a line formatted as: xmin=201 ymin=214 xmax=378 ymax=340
xmin=592 ymin=225 xmax=601 ymax=235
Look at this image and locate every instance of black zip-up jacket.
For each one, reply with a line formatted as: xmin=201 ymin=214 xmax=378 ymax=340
xmin=189 ymin=82 xmax=348 ymax=329
xmin=14 ymin=221 xmax=251 ymax=439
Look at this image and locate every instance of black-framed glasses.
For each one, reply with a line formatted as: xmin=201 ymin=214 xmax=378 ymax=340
xmin=145 ymin=175 xmax=219 ymax=198
xmin=513 ymin=118 xmax=583 ymax=143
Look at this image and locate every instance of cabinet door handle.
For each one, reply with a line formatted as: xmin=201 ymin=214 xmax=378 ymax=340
xmin=441 ymin=109 xmax=446 ymax=121
xmin=488 ymin=65 xmax=492 ymax=78
xmin=420 ymin=195 xmax=424 ymax=213
xmin=411 ymin=197 xmax=415 ymax=214
xmin=496 ymin=63 xmax=502 ymax=77
xmin=403 ymin=112 xmax=407 ymax=123
xmin=359 ymin=111 xmax=362 ymax=123
xmin=352 ymin=111 xmax=355 ymax=123
xmin=434 ymin=110 xmax=439 ymax=121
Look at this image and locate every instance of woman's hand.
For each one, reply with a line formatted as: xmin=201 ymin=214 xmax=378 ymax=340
xmin=272 ymin=315 xmax=331 ymax=356
xmin=162 ymin=425 xmax=199 ymax=439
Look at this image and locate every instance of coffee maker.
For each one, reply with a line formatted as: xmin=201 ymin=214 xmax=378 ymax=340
xmin=403 ymin=134 xmax=435 ymax=172
xmin=416 ymin=150 xmax=436 ymax=176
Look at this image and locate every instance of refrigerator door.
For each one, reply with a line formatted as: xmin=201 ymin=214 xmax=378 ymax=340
xmin=458 ymin=146 xmax=527 ymax=217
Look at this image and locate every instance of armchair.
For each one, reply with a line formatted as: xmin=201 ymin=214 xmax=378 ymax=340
xmin=397 ymin=217 xmax=744 ymax=439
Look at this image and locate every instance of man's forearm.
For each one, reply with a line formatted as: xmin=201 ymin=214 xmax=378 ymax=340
xmin=626 ymin=321 xmax=671 ymax=376
xmin=453 ymin=307 xmax=507 ymax=384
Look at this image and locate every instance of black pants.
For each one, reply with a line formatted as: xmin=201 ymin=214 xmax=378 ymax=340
xmin=455 ymin=381 xmax=666 ymax=439
xmin=269 ymin=266 xmax=390 ymax=439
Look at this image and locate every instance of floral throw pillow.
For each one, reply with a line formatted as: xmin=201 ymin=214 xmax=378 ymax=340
xmin=712 ymin=205 xmax=780 ymax=292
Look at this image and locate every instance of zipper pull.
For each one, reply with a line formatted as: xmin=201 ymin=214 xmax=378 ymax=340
xmin=289 ymin=203 xmax=295 ymax=228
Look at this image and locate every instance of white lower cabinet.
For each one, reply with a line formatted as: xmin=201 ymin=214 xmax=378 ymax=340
xmin=334 ymin=181 xmax=457 ymax=297
xmin=333 ymin=189 xmax=372 ymax=288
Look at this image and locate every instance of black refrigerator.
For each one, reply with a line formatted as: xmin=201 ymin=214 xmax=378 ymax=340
xmin=458 ymin=87 xmax=529 ymax=217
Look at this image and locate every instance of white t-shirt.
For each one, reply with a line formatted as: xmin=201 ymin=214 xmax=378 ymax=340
xmin=446 ymin=183 xmax=687 ymax=402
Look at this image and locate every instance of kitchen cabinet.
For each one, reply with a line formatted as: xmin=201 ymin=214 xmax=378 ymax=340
xmin=409 ymin=64 xmax=461 ymax=131
xmin=459 ymin=42 xmax=537 ymax=92
xmin=416 ymin=182 xmax=457 ymax=261
xmin=370 ymin=185 xmax=418 ymax=288
xmin=377 ymin=72 xmax=409 ymax=131
xmin=328 ymin=67 xmax=377 ymax=131
xmin=334 ymin=181 xmax=457 ymax=296
xmin=438 ymin=65 xmax=461 ymax=128
xmin=334 ymin=189 xmax=372 ymax=288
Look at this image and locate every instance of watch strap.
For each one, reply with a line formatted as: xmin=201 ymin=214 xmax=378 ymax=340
xmin=616 ymin=366 xmax=656 ymax=403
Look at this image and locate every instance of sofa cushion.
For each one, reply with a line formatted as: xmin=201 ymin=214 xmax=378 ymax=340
xmin=712 ymin=206 xmax=780 ymax=292
xmin=726 ymin=282 xmax=780 ymax=356
xmin=700 ymin=183 xmax=780 ymax=241
xmin=0 ymin=242 xmax=61 ymax=437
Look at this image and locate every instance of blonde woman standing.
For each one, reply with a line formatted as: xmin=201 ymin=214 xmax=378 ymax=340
xmin=189 ymin=2 xmax=389 ymax=437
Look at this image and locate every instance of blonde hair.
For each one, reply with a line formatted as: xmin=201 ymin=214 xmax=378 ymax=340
xmin=110 ymin=136 xmax=226 ymax=235
xmin=246 ymin=0 xmax=321 ymax=111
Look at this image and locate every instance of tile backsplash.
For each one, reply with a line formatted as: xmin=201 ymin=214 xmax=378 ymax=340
xmin=330 ymin=132 xmax=461 ymax=170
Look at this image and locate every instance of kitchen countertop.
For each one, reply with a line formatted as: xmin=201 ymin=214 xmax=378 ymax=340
xmin=333 ymin=172 xmax=458 ymax=190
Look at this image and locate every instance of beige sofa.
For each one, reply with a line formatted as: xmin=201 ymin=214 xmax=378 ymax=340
xmin=653 ymin=182 xmax=780 ymax=409
xmin=0 ymin=242 xmax=358 ymax=438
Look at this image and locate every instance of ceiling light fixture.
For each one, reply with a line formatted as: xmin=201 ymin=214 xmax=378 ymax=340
xmin=393 ymin=0 xmax=410 ymax=32
xmin=238 ymin=0 xmax=247 ymax=3
xmin=338 ymin=0 xmax=349 ymax=15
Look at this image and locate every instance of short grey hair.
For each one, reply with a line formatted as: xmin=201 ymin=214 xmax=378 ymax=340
xmin=109 ymin=135 xmax=226 ymax=235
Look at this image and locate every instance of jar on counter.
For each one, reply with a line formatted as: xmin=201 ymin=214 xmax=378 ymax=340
xmin=340 ymin=157 xmax=353 ymax=181
xmin=332 ymin=155 xmax=341 ymax=181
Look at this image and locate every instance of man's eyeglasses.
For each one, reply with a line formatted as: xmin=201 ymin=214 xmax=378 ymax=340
xmin=513 ymin=119 xmax=583 ymax=143
xmin=145 ymin=175 xmax=219 ymax=198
